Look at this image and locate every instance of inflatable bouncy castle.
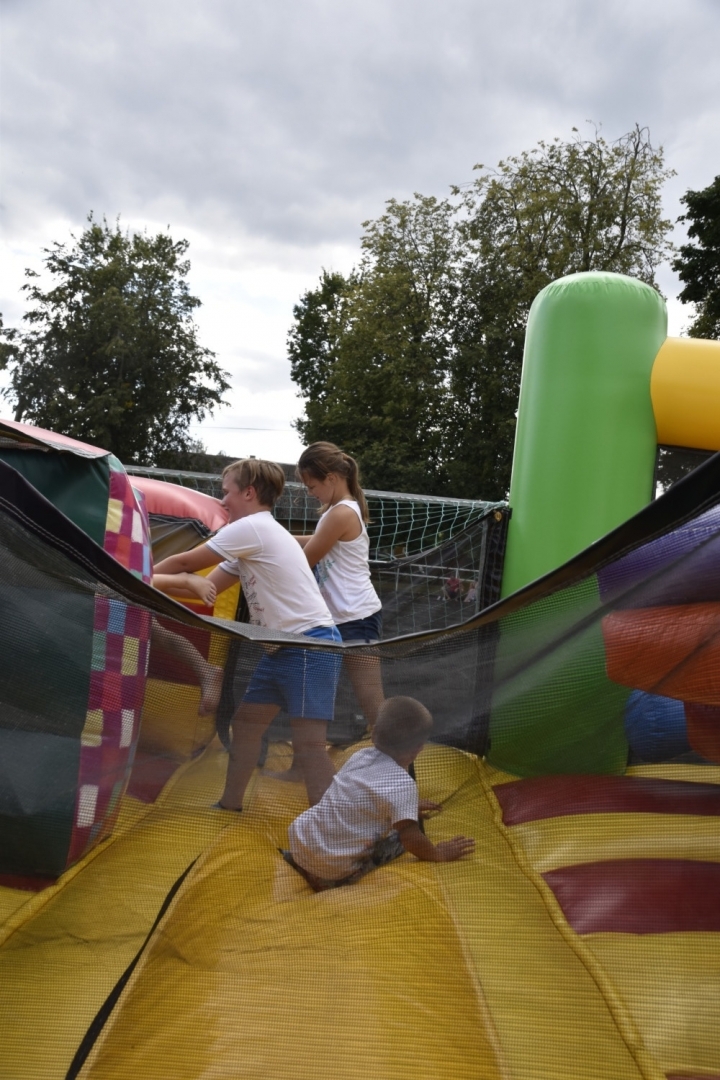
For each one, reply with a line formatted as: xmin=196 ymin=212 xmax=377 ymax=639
xmin=1 ymin=273 xmax=719 ymax=1080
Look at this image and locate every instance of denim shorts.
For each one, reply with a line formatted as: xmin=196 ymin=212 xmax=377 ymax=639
xmin=281 ymin=832 xmax=404 ymax=891
xmin=243 ymin=625 xmax=342 ymax=720
xmin=337 ymin=609 xmax=382 ymax=644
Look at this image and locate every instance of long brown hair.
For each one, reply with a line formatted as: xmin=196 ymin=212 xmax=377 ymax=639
xmin=297 ymin=442 xmax=370 ymax=523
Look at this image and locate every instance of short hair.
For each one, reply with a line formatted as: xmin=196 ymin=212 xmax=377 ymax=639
xmin=222 ymin=459 xmax=285 ymax=509
xmin=373 ymin=696 xmax=433 ymax=756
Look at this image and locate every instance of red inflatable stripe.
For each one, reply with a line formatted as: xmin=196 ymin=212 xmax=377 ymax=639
xmin=543 ymin=859 xmax=720 ymax=934
xmin=495 ymin=774 xmax=720 ymax=825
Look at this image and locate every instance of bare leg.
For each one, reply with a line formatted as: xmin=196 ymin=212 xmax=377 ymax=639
xmin=151 ymin=620 xmax=224 ymax=715
xmin=263 ymin=760 xmax=305 ymax=782
xmin=265 ymin=651 xmax=383 ymax=782
xmin=219 ymin=702 xmax=279 ymax=809
xmin=342 ymin=653 xmax=384 ymax=730
xmin=289 ymin=718 xmax=335 ymax=805
xmin=197 ymin=666 xmax=225 ymax=716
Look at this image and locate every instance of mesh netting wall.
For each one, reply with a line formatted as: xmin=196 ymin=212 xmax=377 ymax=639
xmin=127 ymin=464 xmax=504 ymax=555
xmin=2 ymin=457 xmax=720 ymax=1080
xmin=134 ymin=465 xmax=509 ymax=640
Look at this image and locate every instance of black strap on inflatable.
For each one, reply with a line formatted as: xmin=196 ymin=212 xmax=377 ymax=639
xmin=64 ymin=858 xmax=198 ymax=1079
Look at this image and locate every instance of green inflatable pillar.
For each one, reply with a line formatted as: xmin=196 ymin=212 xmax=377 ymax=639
xmin=501 ymin=272 xmax=667 ymax=597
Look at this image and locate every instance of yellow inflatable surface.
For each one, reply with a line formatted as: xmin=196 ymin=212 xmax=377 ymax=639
xmin=3 ymin=743 xmax=718 ymax=1080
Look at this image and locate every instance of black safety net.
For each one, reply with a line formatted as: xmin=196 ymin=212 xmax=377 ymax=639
xmin=1 ymin=455 xmax=720 ymax=1080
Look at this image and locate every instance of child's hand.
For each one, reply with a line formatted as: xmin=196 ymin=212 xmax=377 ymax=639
xmin=185 ymin=575 xmax=216 ymax=605
xmin=419 ymin=799 xmax=442 ymax=818
xmin=434 ymin=836 xmax=475 ymax=862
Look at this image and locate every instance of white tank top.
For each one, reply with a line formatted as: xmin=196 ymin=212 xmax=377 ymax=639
xmin=315 ymin=500 xmax=381 ymax=624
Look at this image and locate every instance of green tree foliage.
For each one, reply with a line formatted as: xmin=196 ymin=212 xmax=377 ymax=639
xmin=0 ymin=315 xmax=20 ymax=374
xmin=448 ymin=124 xmax=674 ymax=498
xmin=1 ymin=216 xmax=229 ymax=465
xmin=291 ymin=196 xmax=457 ymax=494
xmin=289 ymin=269 xmax=349 ymax=414
xmin=290 ymin=126 xmax=674 ymax=499
xmin=673 ymin=175 xmax=720 ymax=339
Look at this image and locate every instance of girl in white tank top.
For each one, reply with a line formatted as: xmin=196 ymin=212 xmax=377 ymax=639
xmin=265 ymin=443 xmax=385 ymax=783
xmin=314 ymin=499 xmax=380 ymax=625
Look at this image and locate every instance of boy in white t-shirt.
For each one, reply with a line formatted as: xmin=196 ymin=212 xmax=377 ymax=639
xmin=284 ymin=697 xmax=475 ymax=891
xmin=153 ymin=459 xmax=342 ymax=809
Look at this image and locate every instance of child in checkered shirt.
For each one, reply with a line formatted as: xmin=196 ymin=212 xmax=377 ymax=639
xmin=283 ymin=697 xmax=475 ymax=891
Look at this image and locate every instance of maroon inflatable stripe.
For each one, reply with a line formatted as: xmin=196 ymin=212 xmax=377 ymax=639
xmin=543 ymin=859 xmax=720 ymax=934
xmin=494 ymin=774 xmax=720 ymax=825
xmin=0 ymin=873 xmax=56 ymax=892
xmin=126 ymin=752 xmax=182 ymax=804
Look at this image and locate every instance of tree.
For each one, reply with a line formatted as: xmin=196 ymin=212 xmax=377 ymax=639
xmin=289 ymin=126 xmax=675 ymax=499
xmin=0 ymin=315 xmax=20 ymax=374
xmin=291 ymin=196 xmax=457 ymax=494
xmin=1 ymin=216 xmax=229 ymax=465
xmin=288 ymin=269 xmax=349 ymax=414
xmin=673 ymin=175 xmax=720 ymax=339
xmin=447 ymin=124 xmax=674 ymax=498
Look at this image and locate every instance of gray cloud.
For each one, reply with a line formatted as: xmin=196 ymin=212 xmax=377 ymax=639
xmin=4 ymin=0 xmax=719 ymax=248
xmin=2 ymin=0 xmax=718 ymax=448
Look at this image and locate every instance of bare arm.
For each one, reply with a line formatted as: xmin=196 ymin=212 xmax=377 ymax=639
xmin=303 ymin=505 xmax=362 ymax=568
xmin=152 ymin=573 xmax=217 ymax=605
xmin=207 ymin=565 xmax=242 ymax=596
xmin=154 ymin=544 xmax=224 ymax=576
xmin=155 ymin=549 xmax=239 ymax=604
xmin=294 ymin=534 xmax=314 ymax=549
xmin=395 ymin=819 xmax=475 ymax=863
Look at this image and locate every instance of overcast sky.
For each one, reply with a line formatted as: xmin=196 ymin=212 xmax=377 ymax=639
xmin=2 ymin=0 xmax=719 ymax=463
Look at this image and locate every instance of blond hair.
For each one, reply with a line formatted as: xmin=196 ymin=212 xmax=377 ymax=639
xmin=297 ymin=442 xmax=370 ymax=523
xmin=373 ymin=696 xmax=433 ymax=757
xmin=222 ymin=459 xmax=285 ymax=508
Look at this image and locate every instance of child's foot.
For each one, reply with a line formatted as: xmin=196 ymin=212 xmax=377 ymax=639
xmin=263 ymin=765 xmax=304 ymax=783
xmin=212 ymin=801 xmax=243 ymax=813
xmin=199 ymin=665 xmax=224 ymax=715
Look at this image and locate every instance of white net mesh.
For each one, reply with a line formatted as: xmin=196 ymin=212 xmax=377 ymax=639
xmin=125 ymin=467 xmax=504 ymax=560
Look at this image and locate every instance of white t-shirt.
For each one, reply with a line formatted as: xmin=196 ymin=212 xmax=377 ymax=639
xmin=315 ymin=500 xmax=381 ymax=624
xmin=207 ymin=511 xmax=334 ymax=634
xmin=289 ymin=746 xmax=418 ymax=880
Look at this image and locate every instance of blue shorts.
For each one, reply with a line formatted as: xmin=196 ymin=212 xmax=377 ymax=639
xmin=243 ymin=625 xmax=342 ymax=720
xmin=337 ymin=610 xmax=382 ymax=644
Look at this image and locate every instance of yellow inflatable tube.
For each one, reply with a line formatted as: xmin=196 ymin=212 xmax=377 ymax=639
xmin=651 ymin=336 xmax=720 ymax=450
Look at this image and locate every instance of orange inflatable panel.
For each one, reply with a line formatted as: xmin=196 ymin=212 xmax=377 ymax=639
xmin=603 ymin=604 xmax=720 ymax=705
